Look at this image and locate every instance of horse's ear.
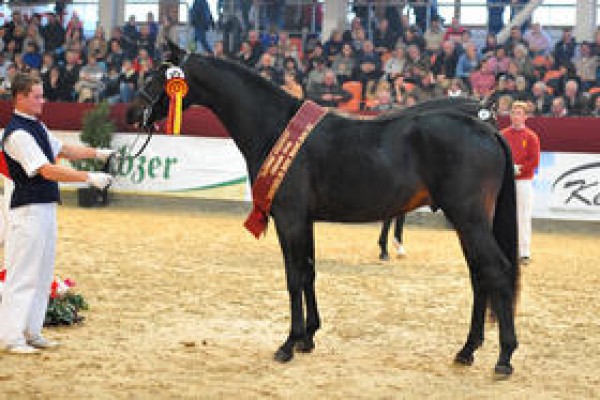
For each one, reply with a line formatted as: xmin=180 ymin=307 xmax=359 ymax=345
xmin=166 ymin=39 xmax=187 ymax=65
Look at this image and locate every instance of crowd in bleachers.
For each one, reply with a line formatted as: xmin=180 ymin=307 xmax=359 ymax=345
xmin=1 ymin=4 xmax=600 ymax=118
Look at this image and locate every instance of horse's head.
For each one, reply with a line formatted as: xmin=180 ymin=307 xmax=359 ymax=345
xmin=125 ymin=40 xmax=190 ymax=130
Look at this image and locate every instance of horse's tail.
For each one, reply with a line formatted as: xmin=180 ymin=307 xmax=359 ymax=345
xmin=492 ymin=134 xmax=520 ymax=309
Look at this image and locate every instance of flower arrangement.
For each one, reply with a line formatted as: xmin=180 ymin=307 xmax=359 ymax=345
xmin=0 ymin=269 xmax=88 ymax=326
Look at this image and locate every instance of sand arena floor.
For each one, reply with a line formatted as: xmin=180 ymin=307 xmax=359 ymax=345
xmin=0 ymin=195 xmax=598 ymax=399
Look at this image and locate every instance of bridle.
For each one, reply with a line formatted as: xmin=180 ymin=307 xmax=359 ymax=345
xmin=129 ymin=52 xmax=191 ymax=158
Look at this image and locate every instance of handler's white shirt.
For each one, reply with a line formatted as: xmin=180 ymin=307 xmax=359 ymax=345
xmin=3 ymin=110 xmax=62 ymax=176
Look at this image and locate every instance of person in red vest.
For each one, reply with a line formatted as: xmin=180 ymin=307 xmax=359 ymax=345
xmin=500 ymin=101 xmax=541 ymax=265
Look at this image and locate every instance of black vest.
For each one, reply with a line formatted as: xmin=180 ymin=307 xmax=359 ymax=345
xmin=2 ymin=113 xmax=60 ymax=208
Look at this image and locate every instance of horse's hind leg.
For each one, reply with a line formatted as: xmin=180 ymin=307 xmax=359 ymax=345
xmin=452 ymin=221 xmax=518 ymax=376
xmin=273 ymin=216 xmax=317 ymax=362
xmin=455 ymin=273 xmax=487 ymax=366
xmin=378 ymin=219 xmax=393 ymax=260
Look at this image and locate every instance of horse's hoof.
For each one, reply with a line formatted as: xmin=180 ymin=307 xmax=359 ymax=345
xmin=454 ymin=352 xmax=474 ymax=366
xmin=295 ymin=338 xmax=315 ymax=353
xmin=379 ymin=252 xmax=389 ymax=261
xmin=274 ymin=347 xmax=294 ymax=363
xmin=493 ymin=364 xmax=513 ymax=379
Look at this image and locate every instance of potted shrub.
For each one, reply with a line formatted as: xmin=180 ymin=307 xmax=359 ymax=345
xmin=73 ymin=102 xmax=115 ymax=207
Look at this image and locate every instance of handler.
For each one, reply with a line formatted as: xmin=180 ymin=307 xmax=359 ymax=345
xmin=0 ymin=73 xmax=114 ymax=354
xmin=501 ymin=101 xmax=541 ymax=265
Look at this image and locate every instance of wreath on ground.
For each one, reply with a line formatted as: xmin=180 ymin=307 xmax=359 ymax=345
xmin=0 ymin=269 xmax=89 ymax=326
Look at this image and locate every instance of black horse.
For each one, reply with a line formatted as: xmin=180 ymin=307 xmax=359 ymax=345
xmin=126 ymin=42 xmax=519 ymax=377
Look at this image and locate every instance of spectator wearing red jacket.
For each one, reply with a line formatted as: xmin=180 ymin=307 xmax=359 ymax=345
xmin=500 ymin=101 xmax=541 ymax=264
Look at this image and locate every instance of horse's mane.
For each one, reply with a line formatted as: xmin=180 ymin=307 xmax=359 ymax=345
xmin=192 ymin=55 xmax=301 ymax=106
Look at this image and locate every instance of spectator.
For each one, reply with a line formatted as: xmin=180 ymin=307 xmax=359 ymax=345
xmin=64 ymin=27 xmax=85 ymax=55
xmin=137 ymin=23 xmax=156 ymax=59
xmin=355 ymin=40 xmax=383 ymax=98
xmin=324 ymin=30 xmax=343 ymax=63
xmin=41 ymin=12 xmax=65 ymax=55
xmin=118 ymin=59 xmax=138 ymax=103
xmin=553 ymin=27 xmax=576 ymax=68
xmin=4 ymin=10 xmax=27 ymax=45
xmin=255 ymin=52 xmax=279 ymax=82
xmin=22 ymin=24 xmax=44 ymax=54
xmin=512 ymin=44 xmax=535 ymax=81
xmin=401 ymin=26 xmax=426 ymax=53
xmin=305 ymin=56 xmax=328 ymax=95
xmin=488 ymin=0 xmax=507 ymax=35
xmin=443 ymin=17 xmax=466 ymax=44
xmin=383 ymin=45 xmax=407 ymax=82
xmin=423 ymin=14 xmax=445 ymax=55
xmin=237 ymin=41 xmax=255 ymax=67
xmin=447 ymin=77 xmax=467 ymax=98
xmin=504 ymin=25 xmax=527 ymax=57
xmin=40 ymin=52 xmax=56 ymax=81
xmin=145 ymin=12 xmax=159 ymax=42
xmin=548 ymin=96 xmax=568 ymax=117
xmin=190 ymin=0 xmax=214 ymax=53
xmin=574 ymin=42 xmax=598 ymax=92
xmin=513 ymin=75 xmax=532 ymax=102
xmin=488 ymin=46 xmax=510 ymax=75
xmin=0 ymin=26 xmax=7 ymax=53
xmin=481 ymin=32 xmax=500 ymax=57
xmin=369 ymin=86 xmax=395 ymax=112
xmin=523 ymin=22 xmax=552 ymax=56
xmin=530 ymin=81 xmax=552 ymax=115
xmin=405 ymin=44 xmax=430 ymax=79
xmin=432 ymin=40 xmax=460 ymax=79
xmin=562 ymin=79 xmax=588 ymax=116
xmin=247 ymin=30 xmax=264 ymax=66
xmin=122 ymin=15 xmax=140 ymax=59
xmin=65 ymin=12 xmax=84 ymax=40
xmin=0 ymin=63 xmax=17 ymax=99
xmin=87 ymin=26 xmax=109 ymax=62
xmin=155 ymin=13 xmax=178 ymax=58
xmin=342 ymin=17 xmax=363 ymax=44
xmin=22 ymin=42 xmax=43 ymax=71
xmin=306 ymin=68 xmax=351 ymax=107
xmin=589 ymin=95 xmax=600 ymax=117
xmin=60 ymin=50 xmax=81 ymax=101
xmin=105 ymin=39 xmax=125 ymax=71
xmin=281 ymin=70 xmax=303 ymax=99
xmin=43 ymin=65 xmax=70 ymax=102
xmin=496 ymin=94 xmax=513 ymax=116
xmin=281 ymin=56 xmax=303 ymax=86
xmin=455 ymin=42 xmax=479 ymax=82
xmin=74 ymin=54 xmax=106 ymax=102
xmin=469 ymin=59 xmax=497 ymax=100
xmin=373 ymin=18 xmax=398 ymax=55
xmin=331 ymin=43 xmax=356 ymax=84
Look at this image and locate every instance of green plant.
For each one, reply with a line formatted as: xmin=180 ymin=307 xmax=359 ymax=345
xmin=44 ymin=292 xmax=89 ymax=326
xmin=73 ymin=102 xmax=115 ymax=171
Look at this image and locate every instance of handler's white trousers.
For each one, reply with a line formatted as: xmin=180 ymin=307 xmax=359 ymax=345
xmin=516 ymin=179 xmax=533 ymax=259
xmin=0 ymin=202 xmax=57 ymax=347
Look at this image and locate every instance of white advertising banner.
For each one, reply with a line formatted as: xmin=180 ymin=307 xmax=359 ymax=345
xmin=533 ymin=152 xmax=600 ymax=221
xmin=53 ymin=132 xmax=600 ymax=221
xmin=55 ymin=132 xmax=250 ymax=200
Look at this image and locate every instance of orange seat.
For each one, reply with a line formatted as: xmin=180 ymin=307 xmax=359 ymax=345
xmin=289 ymin=37 xmax=303 ymax=61
xmin=338 ymin=81 xmax=362 ymax=113
xmin=532 ymin=55 xmax=547 ymax=67
xmin=543 ymin=70 xmax=563 ymax=83
xmin=588 ymin=87 xmax=600 ymax=95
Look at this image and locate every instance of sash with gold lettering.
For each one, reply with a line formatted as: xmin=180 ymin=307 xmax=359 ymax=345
xmin=244 ymin=101 xmax=327 ymax=238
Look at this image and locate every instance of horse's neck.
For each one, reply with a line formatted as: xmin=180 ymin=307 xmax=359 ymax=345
xmin=193 ymin=64 xmax=299 ymax=176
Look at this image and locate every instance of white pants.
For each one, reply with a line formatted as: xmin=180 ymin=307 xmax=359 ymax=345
xmin=0 ymin=202 xmax=57 ymax=347
xmin=516 ymin=180 xmax=533 ymax=259
xmin=0 ymin=178 xmax=13 ymax=245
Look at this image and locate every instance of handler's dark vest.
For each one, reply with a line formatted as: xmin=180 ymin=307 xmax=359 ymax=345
xmin=2 ymin=113 xmax=60 ymax=208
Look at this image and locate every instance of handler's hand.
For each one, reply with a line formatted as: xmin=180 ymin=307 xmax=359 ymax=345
xmin=95 ymin=148 xmax=116 ymax=161
xmin=87 ymin=172 xmax=114 ymax=189
xmin=514 ymin=164 xmax=522 ymax=175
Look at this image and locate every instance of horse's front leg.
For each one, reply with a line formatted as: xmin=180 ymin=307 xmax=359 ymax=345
xmin=296 ymin=223 xmax=319 ymax=353
xmin=273 ymin=216 xmax=315 ymax=363
xmin=378 ymin=219 xmax=393 ymax=260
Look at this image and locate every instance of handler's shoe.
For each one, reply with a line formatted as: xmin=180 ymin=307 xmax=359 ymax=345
xmin=27 ymin=335 xmax=60 ymax=349
xmin=4 ymin=344 xmax=40 ymax=354
xmin=394 ymin=240 xmax=407 ymax=257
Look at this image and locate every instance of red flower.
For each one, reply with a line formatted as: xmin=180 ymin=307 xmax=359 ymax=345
xmin=64 ymin=278 xmax=76 ymax=288
xmin=0 ymin=269 xmax=6 ymax=282
xmin=50 ymin=280 xmax=59 ymax=299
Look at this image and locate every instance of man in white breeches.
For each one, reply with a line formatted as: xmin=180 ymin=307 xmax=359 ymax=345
xmin=0 ymin=73 xmax=115 ymax=354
